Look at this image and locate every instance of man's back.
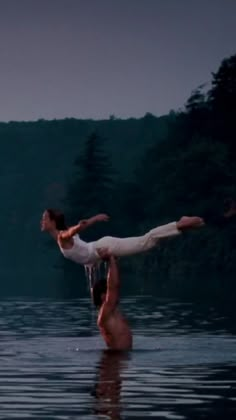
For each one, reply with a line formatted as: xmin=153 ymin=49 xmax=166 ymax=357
xmin=98 ymin=306 xmax=132 ymax=350
xmin=93 ymin=249 xmax=133 ymax=350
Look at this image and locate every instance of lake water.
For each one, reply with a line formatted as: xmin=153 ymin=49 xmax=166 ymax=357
xmin=0 ymin=296 xmax=235 ymax=419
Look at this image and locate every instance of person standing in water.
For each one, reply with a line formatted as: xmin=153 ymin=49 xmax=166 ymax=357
xmin=91 ymin=248 xmax=133 ymax=350
xmin=40 ymin=209 xmax=205 ymax=267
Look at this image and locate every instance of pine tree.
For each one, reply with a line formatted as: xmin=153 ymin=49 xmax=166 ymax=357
xmin=66 ymin=131 xmax=116 ymax=240
xmin=207 ymin=54 xmax=236 ymax=156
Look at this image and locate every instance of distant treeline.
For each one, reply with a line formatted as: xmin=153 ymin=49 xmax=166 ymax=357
xmin=0 ymin=54 xmax=235 ymax=300
xmin=63 ymin=54 xmax=236 ymax=301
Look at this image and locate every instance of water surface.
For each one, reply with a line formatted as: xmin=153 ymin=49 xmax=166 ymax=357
xmin=0 ymin=297 xmax=235 ymax=419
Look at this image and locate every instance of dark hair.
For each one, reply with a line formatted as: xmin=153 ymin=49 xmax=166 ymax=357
xmin=46 ymin=209 xmax=67 ymax=230
xmin=92 ymin=278 xmax=107 ymax=308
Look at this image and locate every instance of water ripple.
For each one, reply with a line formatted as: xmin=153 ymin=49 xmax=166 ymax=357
xmin=0 ymin=297 xmax=235 ymax=419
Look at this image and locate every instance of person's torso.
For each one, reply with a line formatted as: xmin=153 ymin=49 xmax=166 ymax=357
xmin=58 ymin=234 xmax=97 ymax=265
xmin=98 ymin=308 xmax=132 ymax=350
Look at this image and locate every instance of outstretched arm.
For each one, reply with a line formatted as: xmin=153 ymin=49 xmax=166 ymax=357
xmin=59 ymin=214 xmax=109 ymax=240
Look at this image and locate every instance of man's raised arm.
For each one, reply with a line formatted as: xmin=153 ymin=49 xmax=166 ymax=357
xmin=97 ymin=249 xmax=120 ymax=316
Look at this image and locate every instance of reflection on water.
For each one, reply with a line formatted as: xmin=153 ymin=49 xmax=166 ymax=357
xmin=0 ymin=297 xmax=235 ymax=419
xmin=92 ymin=350 xmax=130 ymax=419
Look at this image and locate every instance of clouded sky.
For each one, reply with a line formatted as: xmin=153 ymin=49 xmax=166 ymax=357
xmin=0 ymin=0 xmax=235 ymax=121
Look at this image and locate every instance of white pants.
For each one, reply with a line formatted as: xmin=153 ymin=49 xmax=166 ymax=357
xmin=92 ymin=221 xmax=180 ymax=258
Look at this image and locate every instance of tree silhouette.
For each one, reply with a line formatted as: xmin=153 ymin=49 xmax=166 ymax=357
xmin=66 ymin=131 xmax=116 ymax=240
xmin=208 ymin=54 xmax=236 ymax=156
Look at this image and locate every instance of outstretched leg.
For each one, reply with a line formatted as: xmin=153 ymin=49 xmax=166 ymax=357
xmin=93 ymin=217 xmax=203 ymax=258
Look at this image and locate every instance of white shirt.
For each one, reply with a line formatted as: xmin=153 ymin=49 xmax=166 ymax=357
xmin=59 ymin=234 xmax=98 ymax=265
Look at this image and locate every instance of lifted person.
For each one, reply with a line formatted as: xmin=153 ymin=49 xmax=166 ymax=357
xmin=41 ymin=210 xmax=204 ymax=267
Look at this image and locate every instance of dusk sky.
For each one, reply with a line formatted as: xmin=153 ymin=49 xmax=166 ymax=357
xmin=0 ymin=0 xmax=235 ymax=122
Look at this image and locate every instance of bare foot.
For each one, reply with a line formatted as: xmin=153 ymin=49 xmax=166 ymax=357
xmin=177 ymin=216 xmax=204 ymax=231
